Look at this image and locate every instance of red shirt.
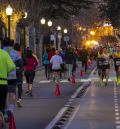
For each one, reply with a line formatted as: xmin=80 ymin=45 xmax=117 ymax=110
xmin=24 ymin=56 xmax=38 ymax=71
xmin=48 ymin=51 xmax=56 ymax=61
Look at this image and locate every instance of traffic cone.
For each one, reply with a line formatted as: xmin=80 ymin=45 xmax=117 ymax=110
xmin=80 ymin=70 xmax=83 ymax=77
xmin=9 ymin=112 xmax=16 ymax=129
xmin=72 ymin=74 xmax=76 ymax=84
xmin=55 ymin=82 xmax=60 ymax=96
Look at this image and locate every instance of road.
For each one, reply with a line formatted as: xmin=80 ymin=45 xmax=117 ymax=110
xmin=14 ymin=61 xmax=119 ymax=129
xmin=14 ymin=62 xmax=95 ymax=129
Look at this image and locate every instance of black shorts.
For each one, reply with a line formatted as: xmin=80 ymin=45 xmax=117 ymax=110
xmin=52 ymin=69 xmax=61 ymax=72
xmin=8 ymin=80 xmax=16 ymax=93
xmin=102 ymin=65 xmax=110 ymax=70
xmin=24 ymin=70 xmax=35 ymax=84
xmin=115 ymin=65 xmax=120 ymax=71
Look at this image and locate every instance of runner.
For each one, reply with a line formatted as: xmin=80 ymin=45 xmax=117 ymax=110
xmin=24 ymin=49 xmax=38 ymax=96
xmin=81 ymin=46 xmax=88 ymax=73
xmin=0 ymin=44 xmax=15 ymax=111
xmin=65 ymin=44 xmax=74 ymax=81
xmin=50 ymin=50 xmax=63 ymax=82
xmin=14 ymin=43 xmax=24 ymax=107
xmin=3 ymin=39 xmax=21 ymax=112
xmin=113 ymin=46 xmax=120 ymax=85
xmin=43 ymin=48 xmax=50 ymax=79
xmin=101 ymin=47 xmax=110 ymax=86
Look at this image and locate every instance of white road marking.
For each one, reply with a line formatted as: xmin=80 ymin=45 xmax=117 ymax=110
xmin=116 ymin=113 xmax=120 ymax=116
xmin=44 ymin=107 xmax=68 ymax=129
xmin=116 ymin=125 xmax=120 ymax=129
xmin=45 ymin=67 xmax=96 ymax=129
xmin=116 ymin=117 xmax=120 ymax=120
xmin=63 ymin=105 xmax=80 ymax=129
xmin=116 ymin=121 xmax=120 ymax=124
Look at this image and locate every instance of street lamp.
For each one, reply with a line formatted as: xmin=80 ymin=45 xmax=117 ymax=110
xmin=48 ymin=20 xmax=52 ymax=27
xmin=24 ymin=12 xmax=28 ymax=19
xmin=6 ymin=5 xmax=13 ymax=38
xmin=57 ymin=26 xmax=61 ymax=31
xmin=90 ymin=31 xmax=95 ymax=35
xmin=57 ymin=26 xmax=62 ymax=49
xmin=64 ymin=28 xmax=68 ymax=34
xmin=40 ymin=18 xmax=46 ymax=25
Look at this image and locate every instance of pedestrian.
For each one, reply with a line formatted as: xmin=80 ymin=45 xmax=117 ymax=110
xmin=65 ymin=44 xmax=75 ymax=81
xmin=24 ymin=49 xmax=38 ymax=96
xmin=3 ymin=38 xmax=21 ymax=112
xmin=14 ymin=43 xmax=24 ymax=107
xmin=0 ymin=44 xmax=15 ymax=111
xmin=50 ymin=50 xmax=63 ymax=82
xmin=43 ymin=48 xmax=50 ymax=79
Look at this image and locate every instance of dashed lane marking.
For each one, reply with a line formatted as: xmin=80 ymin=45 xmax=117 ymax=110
xmin=44 ymin=68 xmax=96 ymax=129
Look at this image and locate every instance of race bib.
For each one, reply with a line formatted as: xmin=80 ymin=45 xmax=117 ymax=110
xmin=115 ymin=60 xmax=120 ymax=66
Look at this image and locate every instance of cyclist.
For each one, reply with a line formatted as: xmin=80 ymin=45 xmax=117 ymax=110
xmin=113 ymin=46 xmax=120 ymax=85
xmin=101 ymin=47 xmax=110 ymax=86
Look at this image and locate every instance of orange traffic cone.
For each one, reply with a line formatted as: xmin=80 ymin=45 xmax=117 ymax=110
xmin=80 ymin=70 xmax=83 ymax=77
xmin=55 ymin=82 xmax=60 ymax=96
xmin=9 ymin=112 xmax=16 ymax=129
xmin=72 ymin=74 xmax=76 ymax=84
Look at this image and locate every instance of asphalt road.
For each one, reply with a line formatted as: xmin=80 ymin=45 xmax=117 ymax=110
xmin=14 ymin=62 xmax=95 ymax=129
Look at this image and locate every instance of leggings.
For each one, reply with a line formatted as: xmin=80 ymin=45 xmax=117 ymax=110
xmin=0 ymin=86 xmax=8 ymax=110
xmin=18 ymin=84 xmax=22 ymax=99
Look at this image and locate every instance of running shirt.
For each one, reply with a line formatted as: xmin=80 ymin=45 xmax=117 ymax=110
xmin=101 ymin=53 xmax=110 ymax=66
xmin=50 ymin=55 xmax=63 ymax=70
xmin=114 ymin=52 xmax=120 ymax=66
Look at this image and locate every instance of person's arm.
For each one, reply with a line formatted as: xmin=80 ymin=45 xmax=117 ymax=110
xmin=50 ymin=57 xmax=53 ymax=64
xmin=6 ymin=52 xmax=16 ymax=73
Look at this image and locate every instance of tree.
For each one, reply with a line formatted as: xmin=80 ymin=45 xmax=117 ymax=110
xmin=38 ymin=0 xmax=94 ymax=19
xmin=99 ymin=0 xmax=120 ymax=27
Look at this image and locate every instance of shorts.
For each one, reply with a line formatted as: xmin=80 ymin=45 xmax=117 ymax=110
xmin=8 ymin=80 xmax=16 ymax=93
xmin=24 ymin=70 xmax=35 ymax=84
xmin=102 ymin=64 xmax=110 ymax=70
xmin=52 ymin=69 xmax=61 ymax=72
xmin=115 ymin=65 xmax=120 ymax=72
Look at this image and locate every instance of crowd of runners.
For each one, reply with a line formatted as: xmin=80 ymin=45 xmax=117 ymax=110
xmin=0 ymin=37 xmax=120 ymax=128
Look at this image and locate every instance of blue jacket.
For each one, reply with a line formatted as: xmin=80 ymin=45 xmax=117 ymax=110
xmin=43 ymin=51 xmax=49 ymax=65
xmin=3 ymin=47 xmax=21 ymax=80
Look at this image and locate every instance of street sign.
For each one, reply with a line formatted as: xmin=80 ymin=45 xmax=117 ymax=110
xmin=63 ymin=35 xmax=69 ymax=42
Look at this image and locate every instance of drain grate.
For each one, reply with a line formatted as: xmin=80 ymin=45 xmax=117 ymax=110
xmin=76 ymin=84 xmax=90 ymax=98
xmin=52 ymin=83 xmax=90 ymax=129
xmin=52 ymin=126 xmax=61 ymax=129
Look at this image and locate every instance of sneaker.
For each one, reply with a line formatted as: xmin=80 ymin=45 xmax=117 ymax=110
xmin=68 ymin=78 xmax=71 ymax=81
xmin=17 ymin=101 xmax=23 ymax=108
xmin=105 ymin=82 xmax=107 ymax=86
xmin=25 ymin=91 xmax=29 ymax=95
xmin=29 ymin=92 xmax=33 ymax=97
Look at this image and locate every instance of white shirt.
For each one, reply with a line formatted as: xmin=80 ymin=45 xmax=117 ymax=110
xmin=50 ymin=55 xmax=63 ymax=70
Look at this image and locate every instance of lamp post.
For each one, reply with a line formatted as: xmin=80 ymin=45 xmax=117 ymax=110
xmin=23 ymin=12 xmax=27 ymax=49
xmin=40 ymin=18 xmax=46 ymax=65
xmin=57 ymin=25 xmax=62 ymax=49
xmin=63 ymin=28 xmax=69 ymax=47
xmin=6 ymin=5 xmax=13 ymax=39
